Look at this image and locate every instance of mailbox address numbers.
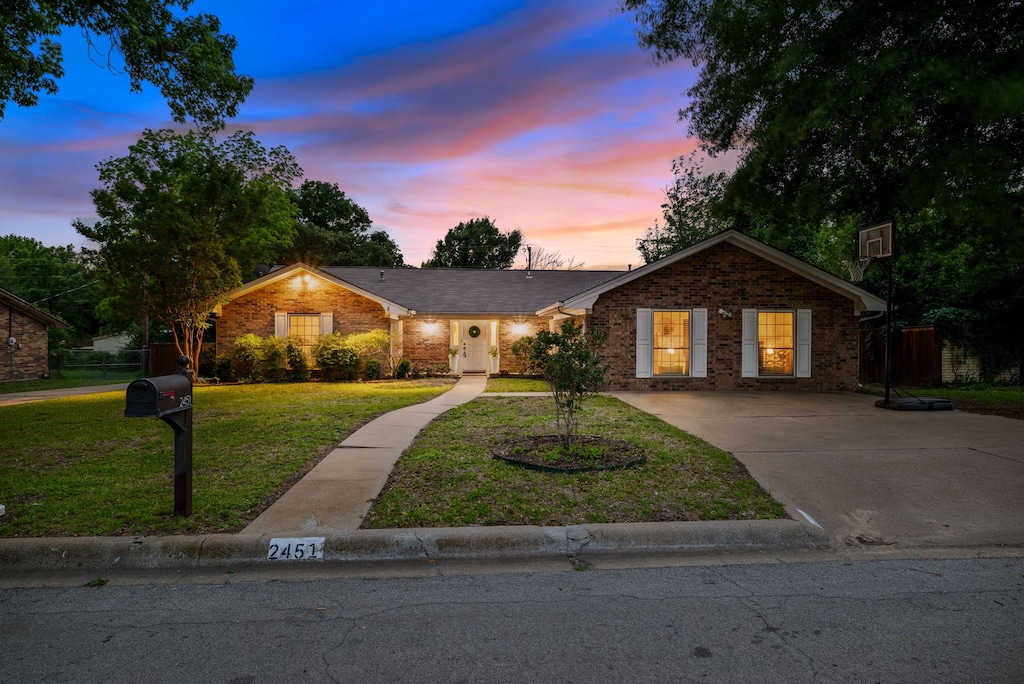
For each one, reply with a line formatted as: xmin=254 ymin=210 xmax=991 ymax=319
xmin=267 ymin=537 xmax=325 ymax=561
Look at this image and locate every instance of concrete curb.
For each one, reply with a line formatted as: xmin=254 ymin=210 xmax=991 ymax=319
xmin=0 ymin=520 xmax=824 ymax=572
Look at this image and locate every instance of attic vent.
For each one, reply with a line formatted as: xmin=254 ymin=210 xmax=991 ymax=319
xmin=379 ymin=270 xmax=384 ymax=282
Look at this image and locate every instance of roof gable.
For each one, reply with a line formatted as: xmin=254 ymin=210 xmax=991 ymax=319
xmin=218 ymin=264 xmax=411 ymax=316
xmin=556 ymin=230 xmax=887 ymax=314
xmin=0 ymin=287 xmax=68 ymax=328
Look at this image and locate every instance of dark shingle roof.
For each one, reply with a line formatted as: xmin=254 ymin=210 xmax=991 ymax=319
xmin=319 ymin=267 xmax=623 ymax=314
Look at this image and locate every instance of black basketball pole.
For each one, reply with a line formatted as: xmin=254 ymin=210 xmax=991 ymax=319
xmin=883 ymin=259 xmax=893 ymax=408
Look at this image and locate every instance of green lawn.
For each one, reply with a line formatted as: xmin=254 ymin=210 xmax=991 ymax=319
xmin=0 ymin=380 xmax=454 ymax=537
xmin=0 ymin=376 xmax=138 ymax=394
xmin=861 ymin=383 xmax=1024 ymax=420
xmin=363 ymin=396 xmax=786 ymax=528
xmin=484 ymin=377 xmax=549 ymax=392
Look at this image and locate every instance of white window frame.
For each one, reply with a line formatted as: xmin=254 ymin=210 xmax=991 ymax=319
xmin=741 ymin=309 xmax=811 ymax=378
xmin=636 ymin=308 xmax=707 ymax=378
xmin=275 ymin=312 xmax=333 ymax=339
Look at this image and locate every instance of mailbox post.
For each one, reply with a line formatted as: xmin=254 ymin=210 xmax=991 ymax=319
xmin=125 ymin=356 xmax=194 ymax=517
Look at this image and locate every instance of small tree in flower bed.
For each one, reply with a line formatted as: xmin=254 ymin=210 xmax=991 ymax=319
xmin=528 ymin=319 xmax=609 ymax=448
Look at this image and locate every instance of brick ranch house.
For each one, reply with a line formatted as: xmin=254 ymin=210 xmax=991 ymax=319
xmin=214 ymin=231 xmax=885 ymax=391
xmin=1 ymin=287 xmax=68 ymax=382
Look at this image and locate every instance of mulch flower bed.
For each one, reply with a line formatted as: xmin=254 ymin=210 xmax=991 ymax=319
xmin=493 ymin=435 xmax=647 ymax=473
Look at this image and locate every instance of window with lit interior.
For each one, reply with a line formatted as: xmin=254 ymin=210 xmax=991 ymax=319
xmin=653 ymin=311 xmax=690 ymax=376
xmin=289 ymin=314 xmax=321 ymax=359
xmin=758 ymin=311 xmax=794 ymax=376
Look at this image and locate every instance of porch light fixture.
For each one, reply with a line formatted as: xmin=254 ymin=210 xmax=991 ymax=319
xmin=512 ymin=322 xmax=530 ymax=336
xmin=423 ymin=321 xmax=440 ymax=334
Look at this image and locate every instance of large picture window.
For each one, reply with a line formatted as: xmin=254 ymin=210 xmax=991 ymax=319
xmin=758 ymin=311 xmax=794 ymax=376
xmin=653 ymin=311 xmax=690 ymax=376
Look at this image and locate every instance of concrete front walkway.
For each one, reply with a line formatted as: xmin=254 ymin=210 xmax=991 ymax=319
xmin=239 ymin=374 xmax=488 ymax=537
xmin=612 ymin=391 xmax=1024 ymax=550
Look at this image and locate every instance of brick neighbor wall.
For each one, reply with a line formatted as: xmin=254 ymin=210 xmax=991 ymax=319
xmin=0 ymin=304 xmax=51 ymax=381
xmin=216 ymin=277 xmax=391 ymax=356
xmin=588 ymin=242 xmax=860 ymax=391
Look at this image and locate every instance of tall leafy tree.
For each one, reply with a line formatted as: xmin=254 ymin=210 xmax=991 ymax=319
xmin=624 ymin=0 xmax=1024 ymax=376
xmin=1 ymin=1 xmax=253 ymax=128
xmin=0 ymin=235 xmax=102 ymax=347
xmin=422 ymin=217 xmax=522 ymax=269
xmin=74 ymin=128 xmax=301 ymax=371
xmin=636 ymin=152 xmax=733 ymax=262
xmin=623 ymin=0 xmax=1024 ymax=259
xmin=278 ymin=180 xmax=404 ymax=267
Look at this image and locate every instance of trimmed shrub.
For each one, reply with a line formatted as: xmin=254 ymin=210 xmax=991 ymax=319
xmin=215 ymin=356 xmax=233 ymax=382
xmin=396 ymin=358 xmax=412 ymax=379
xmin=284 ymin=336 xmax=310 ymax=382
xmin=262 ymin=336 xmax=289 ymax=383
xmin=313 ymin=332 xmax=360 ymax=381
xmin=232 ymin=333 xmax=265 ymax=383
xmin=365 ymin=358 xmax=382 ymax=380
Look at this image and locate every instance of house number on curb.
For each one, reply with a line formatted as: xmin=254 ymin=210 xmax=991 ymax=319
xmin=267 ymin=537 xmax=325 ymax=560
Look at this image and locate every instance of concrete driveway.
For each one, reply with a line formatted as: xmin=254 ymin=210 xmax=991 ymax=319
xmin=612 ymin=391 xmax=1024 ymax=550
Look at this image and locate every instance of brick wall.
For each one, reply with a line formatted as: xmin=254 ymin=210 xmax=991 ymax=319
xmin=216 ymin=275 xmax=391 ymax=355
xmin=400 ymin=316 xmax=549 ymax=372
xmin=0 ymin=304 xmax=51 ymax=381
xmin=588 ymin=242 xmax=860 ymax=391
xmin=402 ymin=319 xmax=451 ymax=367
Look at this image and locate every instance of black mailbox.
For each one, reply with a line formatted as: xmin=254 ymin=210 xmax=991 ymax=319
xmin=124 ymin=356 xmax=195 ymax=517
xmin=125 ymin=374 xmax=193 ymax=418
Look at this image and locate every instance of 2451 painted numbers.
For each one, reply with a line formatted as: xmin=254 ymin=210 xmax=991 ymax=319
xmin=267 ymin=537 xmax=325 ymax=561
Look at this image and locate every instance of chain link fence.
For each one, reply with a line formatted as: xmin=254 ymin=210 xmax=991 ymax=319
xmin=49 ymin=348 xmax=147 ymax=381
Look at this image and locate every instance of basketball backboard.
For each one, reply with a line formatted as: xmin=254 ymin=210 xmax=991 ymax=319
xmin=859 ymin=222 xmax=893 ymax=259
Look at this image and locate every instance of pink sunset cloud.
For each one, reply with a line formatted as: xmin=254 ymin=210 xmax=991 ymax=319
xmin=0 ymin=0 xmax=701 ymax=268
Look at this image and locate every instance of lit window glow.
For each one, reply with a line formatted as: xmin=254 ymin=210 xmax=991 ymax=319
xmin=653 ymin=311 xmax=690 ymax=375
xmin=758 ymin=312 xmax=794 ymax=376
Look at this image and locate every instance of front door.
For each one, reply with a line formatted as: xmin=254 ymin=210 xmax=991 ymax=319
xmin=462 ymin=322 xmax=488 ymax=372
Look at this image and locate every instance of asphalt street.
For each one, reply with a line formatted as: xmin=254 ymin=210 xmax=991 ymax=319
xmin=2 ymin=556 xmax=1021 ymax=683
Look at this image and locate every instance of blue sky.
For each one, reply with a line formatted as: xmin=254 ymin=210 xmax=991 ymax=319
xmin=0 ymin=0 xmax=703 ymax=269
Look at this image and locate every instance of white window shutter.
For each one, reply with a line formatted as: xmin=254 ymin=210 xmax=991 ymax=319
xmin=691 ymin=308 xmax=708 ymax=378
xmin=319 ymin=312 xmax=334 ymax=335
xmin=636 ymin=308 xmax=652 ymax=378
xmin=741 ymin=309 xmax=758 ymax=377
xmin=274 ymin=312 xmax=287 ymax=338
xmin=796 ymin=309 xmax=812 ymax=377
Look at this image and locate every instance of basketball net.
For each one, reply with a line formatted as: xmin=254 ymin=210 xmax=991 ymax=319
xmin=842 ymin=257 xmax=871 ymax=282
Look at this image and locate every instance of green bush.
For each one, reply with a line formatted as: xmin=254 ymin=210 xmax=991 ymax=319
xmin=232 ymin=333 xmax=265 ymax=383
xmin=313 ymin=332 xmax=360 ymax=381
xmin=396 ymin=358 xmax=412 ymax=379
xmin=511 ymin=335 xmax=540 ymax=375
xmin=365 ymin=358 xmax=382 ymax=380
xmin=262 ymin=336 xmax=289 ymax=383
xmin=215 ymin=356 xmax=233 ymax=382
xmin=284 ymin=336 xmax=310 ymax=382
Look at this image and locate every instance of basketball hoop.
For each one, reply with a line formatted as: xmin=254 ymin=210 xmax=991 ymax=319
xmin=842 ymin=257 xmax=871 ymax=282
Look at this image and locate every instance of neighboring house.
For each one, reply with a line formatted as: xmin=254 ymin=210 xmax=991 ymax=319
xmin=89 ymin=334 xmax=132 ymax=352
xmin=0 ymin=287 xmax=69 ymax=382
xmin=214 ymin=231 xmax=885 ymax=391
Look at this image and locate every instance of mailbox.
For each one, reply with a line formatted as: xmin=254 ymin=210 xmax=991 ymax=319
xmin=124 ymin=357 xmax=195 ymax=517
xmin=124 ymin=374 xmax=193 ymax=418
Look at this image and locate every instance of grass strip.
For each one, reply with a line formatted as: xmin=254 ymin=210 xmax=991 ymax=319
xmin=363 ymin=396 xmax=786 ymax=528
xmin=484 ymin=377 xmax=550 ymax=393
xmin=0 ymin=380 xmax=453 ymax=537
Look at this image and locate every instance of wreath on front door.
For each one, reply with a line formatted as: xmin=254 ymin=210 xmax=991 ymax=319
xmin=468 ymin=325 xmax=481 ymax=338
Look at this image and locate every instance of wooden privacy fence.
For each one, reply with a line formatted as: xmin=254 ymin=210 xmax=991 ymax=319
xmin=859 ymin=325 xmax=942 ymax=387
